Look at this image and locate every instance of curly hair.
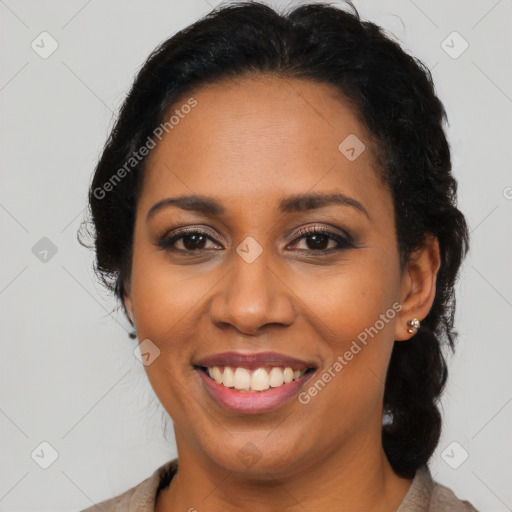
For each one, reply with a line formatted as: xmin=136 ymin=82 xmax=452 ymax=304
xmin=80 ymin=1 xmax=470 ymax=478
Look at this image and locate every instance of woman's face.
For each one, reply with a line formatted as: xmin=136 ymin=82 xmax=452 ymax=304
xmin=125 ymin=75 xmax=419 ymax=476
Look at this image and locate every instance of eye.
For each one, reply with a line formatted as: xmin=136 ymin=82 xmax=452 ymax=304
xmin=288 ymin=226 xmax=353 ymax=254
xmin=156 ymin=225 xmax=353 ymax=255
xmin=156 ymin=227 xmax=222 ymax=252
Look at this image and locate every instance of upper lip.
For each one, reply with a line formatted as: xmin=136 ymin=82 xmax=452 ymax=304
xmin=193 ymin=351 xmax=317 ymax=371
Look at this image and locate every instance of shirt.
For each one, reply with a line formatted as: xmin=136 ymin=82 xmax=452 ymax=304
xmin=80 ymin=459 xmax=479 ymax=511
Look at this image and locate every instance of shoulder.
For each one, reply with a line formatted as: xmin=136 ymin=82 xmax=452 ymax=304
xmin=79 ymin=459 xmax=178 ymax=512
xmin=430 ymin=480 xmax=479 ymax=512
xmin=398 ymin=466 xmax=480 ymax=512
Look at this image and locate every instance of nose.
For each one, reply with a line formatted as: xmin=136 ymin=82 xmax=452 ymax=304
xmin=208 ymin=249 xmax=296 ymax=336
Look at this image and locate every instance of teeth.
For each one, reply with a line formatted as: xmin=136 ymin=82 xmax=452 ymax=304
xmin=233 ymin=367 xmax=251 ymax=390
xmin=206 ymin=366 xmax=307 ymax=392
xmin=208 ymin=366 xmax=223 ymax=384
xmin=269 ymin=367 xmax=284 ymax=387
xmin=223 ymin=366 xmax=234 ymax=387
xmin=283 ymin=367 xmax=294 ymax=383
xmin=251 ymin=368 xmax=270 ymax=391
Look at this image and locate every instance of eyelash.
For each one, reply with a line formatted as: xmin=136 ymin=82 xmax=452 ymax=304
xmin=156 ymin=225 xmax=354 ymax=255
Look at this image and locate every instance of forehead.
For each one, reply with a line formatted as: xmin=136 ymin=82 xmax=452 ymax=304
xmin=139 ymin=74 xmax=389 ymax=220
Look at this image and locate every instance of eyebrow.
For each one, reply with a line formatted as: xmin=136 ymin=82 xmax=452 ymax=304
xmin=146 ymin=192 xmax=370 ymax=222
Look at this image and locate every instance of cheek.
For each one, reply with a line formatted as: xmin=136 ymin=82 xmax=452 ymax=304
xmin=293 ymin=248 xmax=399 ymax=404
xmin=128 ymin=248 xmax=205 ymax=423
xmin=129 ymin=244 xmax=214 ymax=338
xmin=128 ymin=245 xmax=207 ymax=393
xmin=295 ymin=249 xmax=399 ymax=342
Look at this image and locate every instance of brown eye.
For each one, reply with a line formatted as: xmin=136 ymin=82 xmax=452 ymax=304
xmin=157 ymin=229 xmax=222 ymax=252
xmin=289 ymin=226 xmax=353 ymax=254
xmin=180 ymin=233 xmax=208 ymax=250
xmin=299 ymin=232 xmax=335 ymax=251
xmin=156 ymin=225 xmax=353 ymax=255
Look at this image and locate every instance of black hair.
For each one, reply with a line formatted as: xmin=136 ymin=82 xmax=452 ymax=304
xmin=79 ymin=0 xmax=469 ymax=478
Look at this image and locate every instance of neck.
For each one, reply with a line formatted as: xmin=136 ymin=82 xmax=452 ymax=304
xmin=155 ymin=427 xmax=413 ymax=512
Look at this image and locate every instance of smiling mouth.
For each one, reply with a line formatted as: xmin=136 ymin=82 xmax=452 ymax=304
xmin=196 ymin=365 xmax=317 ymax=393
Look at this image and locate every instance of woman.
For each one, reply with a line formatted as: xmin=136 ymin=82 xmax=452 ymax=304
xmin=80 ymin=1 xmax=478 ymax=510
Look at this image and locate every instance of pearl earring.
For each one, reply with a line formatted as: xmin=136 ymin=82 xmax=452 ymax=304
xmin=407 ymin=318 xmax=421 ymax=334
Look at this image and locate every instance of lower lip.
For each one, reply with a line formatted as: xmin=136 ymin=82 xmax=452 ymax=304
xmin=196 ymin=368 xmax=315 ymax=414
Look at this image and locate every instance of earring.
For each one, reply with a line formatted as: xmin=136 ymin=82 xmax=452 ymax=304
xmin=407 ymin=318 xmax=421 ymax=334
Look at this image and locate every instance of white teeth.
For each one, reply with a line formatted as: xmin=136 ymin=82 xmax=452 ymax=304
xmin=211 ymin=366 xmax=223 ymax=384
xmin=205 ymin=365 xmax=308 ymax=392
xmin=233 ymin=367 xmax=251 ymax=390
xmin=269 ymin=367 xmax=284 ymax=387
xmin=223 ymin=366 xmax=234 ymax=387
xmin=251 ymin=368 xmax=270 ymax=391
xmin=283 ymin=367 xmax=294 ymax=383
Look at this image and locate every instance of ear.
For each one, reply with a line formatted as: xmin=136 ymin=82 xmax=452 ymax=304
xmin=123 ymin=279 xmax=135 ymax=324
xmin=394 ymin=234 xmax=441 ymax=341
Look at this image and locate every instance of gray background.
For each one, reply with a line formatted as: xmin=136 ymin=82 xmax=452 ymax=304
xmin=1 ymin=0 xmax=511 ymax=510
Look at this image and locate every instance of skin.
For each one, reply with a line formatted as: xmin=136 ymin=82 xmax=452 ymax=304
xmin=123 ymin=74 xmax=441 ymax=512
